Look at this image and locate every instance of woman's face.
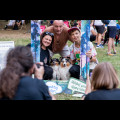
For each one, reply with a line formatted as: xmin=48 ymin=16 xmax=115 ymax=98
xmin=70 ymin=30 xmax=81 ymax=42
xmin=42 ymin=35 xmax=52 ymax=47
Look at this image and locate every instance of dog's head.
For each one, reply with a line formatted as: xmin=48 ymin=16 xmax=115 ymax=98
xmin=50 ymin=58 xmax=60 ymax=66
xmin=59 ymin=57 xmax=71 ymax=67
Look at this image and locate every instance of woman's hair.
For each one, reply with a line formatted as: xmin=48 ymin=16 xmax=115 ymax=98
xmin=91 ymin=62 xmax=119 ymax=91
xmin=0 ymin=46 xmax=34 ymax=99
xmin=40 ymin=31 xmax=54 ymax=51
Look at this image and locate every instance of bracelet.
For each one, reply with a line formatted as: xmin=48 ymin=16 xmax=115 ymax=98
xmin=90 ymin=56 xmax=92 ymax=60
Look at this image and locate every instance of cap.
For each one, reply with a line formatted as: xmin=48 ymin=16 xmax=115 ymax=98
xmin=68 ymin=27 xmax=80 ymax=34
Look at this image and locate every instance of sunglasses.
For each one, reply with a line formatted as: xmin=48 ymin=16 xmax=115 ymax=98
xmin=44 ymin=32 xmax=54 ymax=37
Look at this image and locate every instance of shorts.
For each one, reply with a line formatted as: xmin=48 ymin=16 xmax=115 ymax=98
xmin=95 ymin=25 xmax=105 ymax=34
xmin=49 ymin=44 xmax=70 ymax=57
xmin=90 ymin=35 xmax=96 ymax=42
xmin=107 ymin=26 xmax=117 ymax=38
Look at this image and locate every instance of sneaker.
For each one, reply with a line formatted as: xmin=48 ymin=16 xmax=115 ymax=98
xmin=107 ymin=53 xmax=114 ymax=56
xmin=113 ymin=51 xmax=117 ymax=54
xmin=99 ymin=44 xmax=104 ymax=48
xmin=107 ymin=52 xmax=114 ymax=56
xmin=96 ymin=44 xmax=104 ymax=48
xmin=96 ymin=45 xmax=100 ymax=48
xmin=94 ymin=43 xmax=97 ymax=45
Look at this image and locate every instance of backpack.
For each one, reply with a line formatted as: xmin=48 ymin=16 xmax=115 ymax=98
xmin=101 ymin=20 xmax=111 ymax=25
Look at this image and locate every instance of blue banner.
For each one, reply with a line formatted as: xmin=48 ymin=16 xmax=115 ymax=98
xmin=81 ymin=20 xmax=90 ymax=82
xmin=31 ymin=20 xmax=40 ymax=63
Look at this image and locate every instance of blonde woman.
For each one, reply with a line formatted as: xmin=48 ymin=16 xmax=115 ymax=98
xmin=82 ymin=62 xmax=120 ymax=100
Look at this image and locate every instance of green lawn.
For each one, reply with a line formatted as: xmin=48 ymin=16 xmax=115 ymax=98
xmin=96 ymin=43 xmax=120 ymax=80
xmin=0 ymin=38 xmax=30 ymax=46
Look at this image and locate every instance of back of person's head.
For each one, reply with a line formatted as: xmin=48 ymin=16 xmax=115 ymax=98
xmin=91 ymin=62 xmax=119 ymax=91
xmin=0 ymin=46 xmax=34 ymax=99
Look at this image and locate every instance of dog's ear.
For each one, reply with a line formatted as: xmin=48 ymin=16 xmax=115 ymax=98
xmin=67 ymin=56 xmax=70 ymax=59
xmin=57 ymin=59 xmax=60 ymax=64
xmin=66 ymin=57 xmax=71 ymax=64
xmin=49 ymin=58 xmax=53 ymax=63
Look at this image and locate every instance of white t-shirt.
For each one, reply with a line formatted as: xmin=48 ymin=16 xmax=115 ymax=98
xmin=94 ymin=20 xmax=104 ymax=26
xmin=8 ymin=20 xmax=15 ymax=26
xmin=108 ymin=20 xmax=116 ymax=26
xmin=69 ymin=42 xmax=98 ymax=69
xmin=90 ymin=26 xmax=97 ymax=36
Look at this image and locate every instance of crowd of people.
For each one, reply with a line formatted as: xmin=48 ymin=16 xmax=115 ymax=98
xmin=0 ymin=20 xmax=120 ymax=100
xmin=3 ymin=20 xmax=29 ymax=30
xmin=90 ymin=20 xmax=120 ymax=55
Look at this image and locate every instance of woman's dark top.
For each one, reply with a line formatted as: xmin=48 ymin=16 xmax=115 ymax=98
xmin=40 ymin=48 xmax=50 ymax=65
xmin=84 ymin=89 xmax=120 ymax=100
xmin=12 ymin=76 xmax=52 ymax=100
xmin=0 ymin=76 xmax=52 ymax=100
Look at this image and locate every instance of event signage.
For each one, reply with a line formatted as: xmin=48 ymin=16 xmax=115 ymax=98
xmin=45 ymin=81 xmax=63 ymax=95
xmin=68 ymin=77 xmax=86 ymax=94
xmin=0 ymin=41 xmax=14 ymax=70
xmin=32 ymin=20 xmax=91 ymax=97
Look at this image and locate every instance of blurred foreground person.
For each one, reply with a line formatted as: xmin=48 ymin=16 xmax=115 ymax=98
xmin=0 ymin=46 xmax=55 ymax=100
xmin=82 ymin=62 xmax=120 ymax=100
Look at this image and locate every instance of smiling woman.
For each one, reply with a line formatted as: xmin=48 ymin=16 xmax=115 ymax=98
xmin=41 ymin=35 xmax=52 ymax=50
xmin=40 ymin=31 xmax=54 ymax=65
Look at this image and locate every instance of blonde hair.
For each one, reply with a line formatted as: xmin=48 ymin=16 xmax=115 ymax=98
xmin=91 ymin=62 xmax=119 ymax=91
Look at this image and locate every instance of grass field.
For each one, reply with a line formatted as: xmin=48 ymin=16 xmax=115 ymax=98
xmin=96 ymin=43 xmax=120 ymax=80
xmin=0 ymin=27 xmax=120 ymax=100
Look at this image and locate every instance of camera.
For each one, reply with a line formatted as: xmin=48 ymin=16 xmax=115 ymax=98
xmin=36 ymin=63 xmax=41 ymax=68
xmin=36 ymin=63 xmax=47 ymax=68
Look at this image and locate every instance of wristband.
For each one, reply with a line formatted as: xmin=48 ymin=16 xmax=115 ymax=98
xmin=90 ymin=56 xmax=92 ymax=60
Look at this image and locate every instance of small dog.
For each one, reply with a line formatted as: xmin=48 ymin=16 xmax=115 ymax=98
xmin=59 ymin=57 xmax=72 ymax=80
xmin=50 ymin=58 xmax=61 ymax=80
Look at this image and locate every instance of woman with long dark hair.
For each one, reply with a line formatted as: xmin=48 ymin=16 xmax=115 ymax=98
xmin=0 ymin=46 xmax=55 ymax=100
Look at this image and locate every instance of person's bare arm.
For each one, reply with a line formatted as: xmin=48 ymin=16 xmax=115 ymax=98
xmin=81 ymin=75 xmax=91 ymax=100
xmin=49 ymin=91 xmax=56 ymax=100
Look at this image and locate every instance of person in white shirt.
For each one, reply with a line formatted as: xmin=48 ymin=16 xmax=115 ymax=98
xmin=94 ymin=20 xmax=105 ymax=48
xmin=4 ymin=20 xmax=16 ymax=30
xmin=107 ymin=20 xmax=117 ymax=56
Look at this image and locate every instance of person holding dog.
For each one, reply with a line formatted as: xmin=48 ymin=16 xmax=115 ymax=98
xmin=0 ymin=46 xmax=56 ymax=100
xmin=41 ymin=20 xmax=74 ymax=58
xmin=68 ymin=27 xmax=98 ymax=79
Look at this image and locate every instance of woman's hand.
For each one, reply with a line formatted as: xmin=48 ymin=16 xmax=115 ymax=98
xmin=34 ymin=62 xmax=44 ymax=80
